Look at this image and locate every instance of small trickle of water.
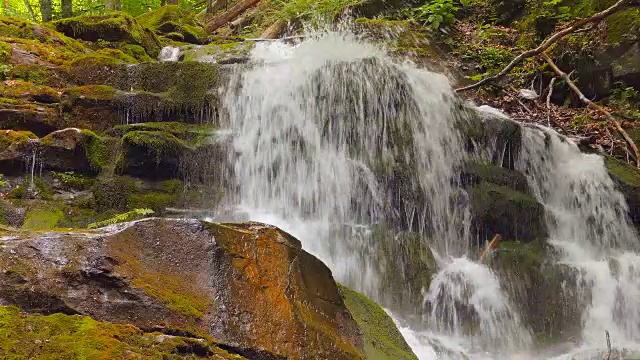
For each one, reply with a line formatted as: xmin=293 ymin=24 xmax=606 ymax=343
xmin=519 ymin=125 xmax=640 ymax=352
xmin=158 ymin=46 xmax=181 ymax=62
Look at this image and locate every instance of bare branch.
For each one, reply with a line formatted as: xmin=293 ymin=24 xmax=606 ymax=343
xmin=542 ymin=53 xmax=640 ymax=167
xmin=455 ymin=0 xmax=634 ymax=93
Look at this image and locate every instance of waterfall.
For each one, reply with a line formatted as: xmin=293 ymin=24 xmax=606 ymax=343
xmin=224 ymin=30 xmax=531 ymax=358
xmin=519 ymin=125 xmax=640 ymax=355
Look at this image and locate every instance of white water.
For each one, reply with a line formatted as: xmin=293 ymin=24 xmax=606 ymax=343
xmin=158 ymin=46 xmax=180 ymax=62
xmin=224 ymin=30 xmax=533 ymax=358
xmin=518 ymin=126 xmax=640 ymax=357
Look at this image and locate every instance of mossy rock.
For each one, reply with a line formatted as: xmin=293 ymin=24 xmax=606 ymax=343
xmin=488 ymin=240 xmax=581 ymax=344
xmin=116 ymin=130 xmax=192 ymax=179
xmin=137 ymin=5 xmax=208 ymax=45
xmin=367 ymin=224 xmax=438 ymax=317
xmin=604 ymin=156 xmax=640 ymax=227
xmin=53 ymin=12 xmax=162 ymax=58
xmin=181 ymin=41 xmax=254 ymax=64
xmin=64 ymin=53 xmax=128 ymax=85
xmin=462 ymin=161 xmax=530 ymax=194
xmin=92 ymin=176 xmax=182 ymax=214
xmin=0 ymin=306 xmax=245 ymax=359
xmin=338 ymin=284 xmax=418 ymax=360
xmin=470 ymin=181 xmax=548 ymax=243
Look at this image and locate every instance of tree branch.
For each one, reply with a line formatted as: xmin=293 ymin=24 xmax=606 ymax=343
xmin=455 ymin=0 xmax=634 ymax=93
xmin=542 ymin=52 xmax=640 ymax=167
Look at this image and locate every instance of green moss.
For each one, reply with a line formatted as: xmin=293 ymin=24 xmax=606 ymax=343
xmin=606 ymin=8 xmax=640 ymax=44
xmin=182 ymin=41 xmax=254 ymax=63
xmin=0 ymin=306 xmax=240 ymax=359
xmin=95 ymin=48 xmax=139 ymax=64
xmin=127 ymin=191 xmax=179 ymax=213
xmin=472 ymin=181 xmax=537 ymax=205
xmin=51 ymin=171 xmax=95 ymax=190
xmin=0 ymin=130 xmax=37 ymax=152
xmin=110 ymin=122 xmax=214 ymax=145
xmin=605 ymin=156 xmax=640 ymax=187
xmin=88 ymin=208 xmax=154 ymax=229
xmin=0 ymin=41 xmax=10 ymax=64
xmin=53 ymin=12 xmax=161 ymax=57
xmin=22 ymin=206 xmax=63 ymax=229
xmin=65 ymin=85 xmax=117 ymax=101
xmin=0 ymin=17 xmax=35 ymax=39
xmin=338 ymin=284 xmax=417 ymax=360
xmin=119 ymin=43 xmax=153 ymax=62
xmin=67 ymin=52 xmax=124 ymax=68
xmin=137 ymin=5 xmax=208 ymax=44
xmin=119 ymin=130 xmax=189 ymax=164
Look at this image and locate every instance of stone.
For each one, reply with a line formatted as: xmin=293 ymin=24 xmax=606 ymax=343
xmin=137 ymin=5 xmax=208 ymax=45
xmin=470 ymin=181 xmax=548 ymax=244
xmin=0 ymin=218 xmax=415 ymax=359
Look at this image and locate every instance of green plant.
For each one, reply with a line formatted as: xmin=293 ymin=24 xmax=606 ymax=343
xmin=51 ymin=171 xmax=95 ymax=189
xmin=87 ymin=208 xmax=154 ymax=229
xmin=0 ymin=64 xmax=12 ymax=80
xmin=610 ymin=82 xmax=640 ymax=118
xmin=413 ymin=0 xmax=459 ymax=30
xmin=0 ymin=175 xmax=7 ymax=189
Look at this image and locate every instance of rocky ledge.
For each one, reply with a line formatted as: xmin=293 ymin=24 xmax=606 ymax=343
xmin=0 ymin=218 xmax=417 ymax=360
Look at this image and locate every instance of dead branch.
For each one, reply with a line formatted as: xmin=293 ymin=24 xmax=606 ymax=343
xmin=546 ymin=77 xmax=556 ymax=127
xmin=542 ymin=53 xmax=640 ymax=167
xmin=206 ymin=0 xmax=260 ymax=33
xmin=479 ymin=234 xmax=502 ymax=264
xmin=455 ymin=0 xmax=634 ymax=93
xmin=230 ymin=5 xmax=261 ymax=32
xmin=261 ymin=19 xmax=287 ymax=39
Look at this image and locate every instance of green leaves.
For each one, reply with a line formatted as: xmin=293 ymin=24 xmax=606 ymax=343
xmin=413 ymin=0 xmax=459 ymax=31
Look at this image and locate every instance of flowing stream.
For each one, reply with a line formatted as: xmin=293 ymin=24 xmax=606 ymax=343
xmin=222 ymin=30 xmax=640 ymax=359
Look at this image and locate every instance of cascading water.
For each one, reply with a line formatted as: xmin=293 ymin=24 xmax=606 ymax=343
xmin=224 ymin=30 xmax=531 ymax=358
xmin=519 ymin=125 xmax=640 ymax=357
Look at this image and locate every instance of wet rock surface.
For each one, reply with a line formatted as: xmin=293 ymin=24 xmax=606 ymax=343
xmin=0 ymin=218 xmax=416 ymax=359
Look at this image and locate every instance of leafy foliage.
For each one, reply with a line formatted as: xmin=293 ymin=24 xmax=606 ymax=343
xmin=610 ymin=82 xmax=640 ymax=119
xmin=413 ymin=0 xmax=459 ymax=30
xmin=87 ymin=208 xmax=154 ymax=229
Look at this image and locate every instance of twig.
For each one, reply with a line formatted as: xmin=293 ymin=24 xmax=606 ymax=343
xmin=541 ymin=52 xmax=640 ymax=167
xmin=455 ymin=0 xmax=634 ymax=93
xmin=205 ymin=0 xmax=260 ymax=33
xmin=479 ymin=234 xmax=502 ymax=264
xmin=546 ymin=77 xmax=556 ymax=127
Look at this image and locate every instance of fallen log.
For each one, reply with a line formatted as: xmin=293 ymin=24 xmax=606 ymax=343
xmin=206 ymin=0 xmax=260 ymax=33
xmin=261 ymin=19 xmax=286 ymax=39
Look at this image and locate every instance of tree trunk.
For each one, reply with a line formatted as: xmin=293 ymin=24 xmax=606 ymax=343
xmin=61 ymin=0 xmax=72 ymax=18
xmin=3 ymin=0 xmax=9 ymax=15
xmin=114 ymin=0 xmax=120 ymax=10
xmin=23 ymin=0 xmax=36 ymax=20
xmin=39 ymin=0 xmax=52 ymax=21
xmin=205 ymin=0 xmax=259 ymax=33
xmin=105 ymin=0 xmax=114 ymax=11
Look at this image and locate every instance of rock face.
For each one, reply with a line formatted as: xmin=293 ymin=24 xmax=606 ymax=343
xmin=0 ymin=218 xmax=417 ymax=360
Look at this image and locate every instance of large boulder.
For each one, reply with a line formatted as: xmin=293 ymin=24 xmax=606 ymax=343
xmin=53 ymin=13 xmax=162 ymax=58
xmin=0 ymin=218 xmax=415 ymax=359
xmin=137 ymin=5 xmax=208 ymax=45
xmin=469 ymin=181 xmax=548 ymax=244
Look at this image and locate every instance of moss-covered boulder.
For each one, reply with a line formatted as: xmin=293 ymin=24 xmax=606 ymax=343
xmin=137 ymin=5 xmax=208 ymax=45
xmin=181 ymin=41 xmax=254 ymax=64
xmin=0 ymin=218 xmax=413 ymax=359
xmin=604 ymin=156 xmax=640 ymax=227
xmin=339 ymin=284 xmax=418 ymax=360
xmin=488 ymin=241 xmax=581 ymax=344
xmin=53 ymin=12 xmax=162 ymax=58
xmin=0 ymin=129 xmax=38 ymax=175
xmin=114 ymin=122 xmax=223 ymax=180
xmin=470 ymin=181 xmax=548 ymax=244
